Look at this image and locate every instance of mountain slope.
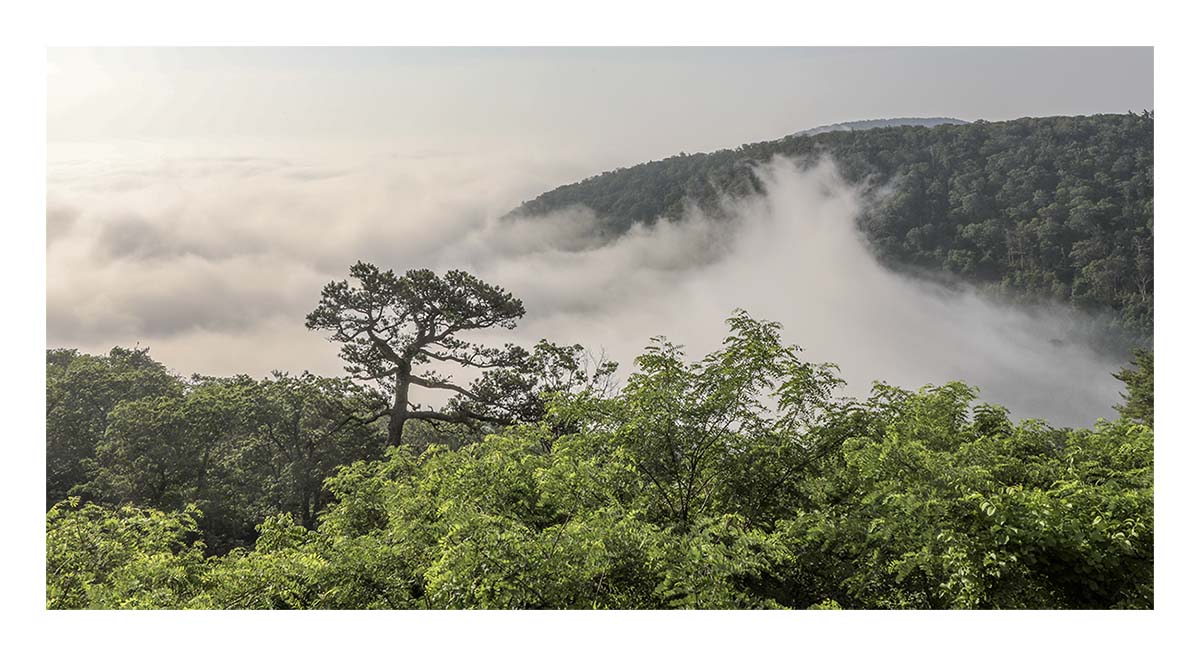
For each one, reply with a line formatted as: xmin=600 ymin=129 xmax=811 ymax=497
xmin=506 ymin=113 xmax=1154 ymax=343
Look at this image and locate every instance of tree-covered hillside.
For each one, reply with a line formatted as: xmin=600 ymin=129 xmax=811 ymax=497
xmin=508 ymin=113 xmax=1154 ymax=342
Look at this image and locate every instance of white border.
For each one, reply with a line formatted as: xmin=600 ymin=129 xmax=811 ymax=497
xmin=6 ymin=1 xmax=1197 ymax=653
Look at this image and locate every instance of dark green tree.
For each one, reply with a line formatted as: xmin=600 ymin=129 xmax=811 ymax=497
xmin=1114 ymin=349 xmax=1153 ymax=425
xmin=88 ymin=372 xmax=386 ymax=550
xmin=306 ymin=262 xmax=605 ymax=447
xmin=306 ymin=263 xmax=528 ymax=446
xmin=46 ymin=346 xmax=182 ymax=507
xmin=245 ymin=372 xmax=387 ymax=528
xmin=89 ymin=376 xmax=260 ymax=551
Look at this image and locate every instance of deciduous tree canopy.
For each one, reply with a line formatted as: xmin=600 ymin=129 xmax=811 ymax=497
xmin=46 ymin=308 xmax=1154 ymax=609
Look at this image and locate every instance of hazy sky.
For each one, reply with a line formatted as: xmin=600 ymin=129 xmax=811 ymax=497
xmin=45 ymin=47 xmax=1152 ymax=425
xmin=49 ymin=47 xmax=1153 ymax=164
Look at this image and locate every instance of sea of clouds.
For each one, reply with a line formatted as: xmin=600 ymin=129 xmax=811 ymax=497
xmin=47 ymin=144 xmax=1125 ymax=426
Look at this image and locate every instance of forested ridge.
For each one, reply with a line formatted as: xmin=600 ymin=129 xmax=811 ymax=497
xmin=508 ymin=113 xmax=1154 ymax=343
xmin=47 ymin=264 xmax=1154 ymax=609
xmin=792 ymin=117 xmax=969 ymax=136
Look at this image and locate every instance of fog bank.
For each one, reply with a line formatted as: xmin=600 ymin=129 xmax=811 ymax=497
xmin=449 ymin=158 xmax=1125 ymax=426
xmin=47 ymin=147 xmax=1124 ymax=426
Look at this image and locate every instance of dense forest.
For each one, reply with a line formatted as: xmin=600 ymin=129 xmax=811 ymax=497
xmin=508 ymin=113 xmax=1154 ymax=343
xmin=47 ymin=264 xmax=1153 ymax=609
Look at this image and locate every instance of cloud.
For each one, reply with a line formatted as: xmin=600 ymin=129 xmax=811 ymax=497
xmin=47 ymin=147 xmax=1125 ymax=426
xmin=439 ymin=157 xmax=1125 ymax=426
xmin=45 ymin=144 xmax=608 ymax=354
xmin=46 ymin=204 xmax=78 ymax=245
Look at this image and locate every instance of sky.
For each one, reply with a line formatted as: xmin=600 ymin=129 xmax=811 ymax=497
xmin=45 ymin=47 xmax=1153 ymax=426
xmin=48 ymin=47 xmax=1153 ymax=163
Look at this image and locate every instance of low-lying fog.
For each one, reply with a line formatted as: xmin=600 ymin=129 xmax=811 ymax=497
xmin=47 ymin=145 xmax=1125 ymax=427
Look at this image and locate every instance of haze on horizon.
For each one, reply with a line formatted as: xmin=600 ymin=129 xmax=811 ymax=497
xmin=46 ymin=47 xmax=1153 ymax=426
xmin=49 ymin=47 xmax=1152 ymax=161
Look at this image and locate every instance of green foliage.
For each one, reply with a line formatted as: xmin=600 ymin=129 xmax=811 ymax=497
xmin=305 ymin=262 xmax=529 ymax=446
xmin=65 ymin=367 xmax=387 ymax=553
xmin=1114 ymin=349 xmax=1153 ymax=425
xmin=772 ymin=385 xmax=1152 ymax=609
xmin=561 ymin=310 xmax=844 ymax=530
xmin=46 ymin=498 xmax=207 ymax=609
xmin=509 ymin=113 xmax=1154 ymax=343
xmin=46 ymin=311 xmax=1154 ymax=609
xmin=46 ymin=346 xmax=182 ymax=507
xmin=306 ymin=262 xmax=617 ymax=450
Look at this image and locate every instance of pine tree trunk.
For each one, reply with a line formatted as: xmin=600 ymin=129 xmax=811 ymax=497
xmin=387 ymin=364 xmax=411 ymax=447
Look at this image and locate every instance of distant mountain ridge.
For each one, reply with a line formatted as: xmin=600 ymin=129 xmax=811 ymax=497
xmin=792 ymin=117 xmax=969 ymax=136
xmin=506 ymin=113 xmax=1154 ymax=345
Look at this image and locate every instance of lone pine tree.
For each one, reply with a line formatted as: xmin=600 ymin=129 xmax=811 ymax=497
xmin=306 ymin=262 xmax=527 ymax=446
